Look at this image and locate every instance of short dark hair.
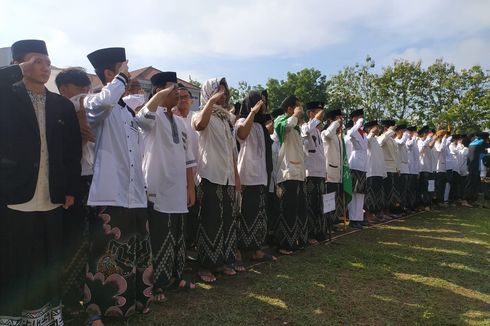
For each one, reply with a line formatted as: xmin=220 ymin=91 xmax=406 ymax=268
xmin=280 ymin=95 xmax=299 ymax=113
xmin=178 ymin=83 xmax=192 ymax=97
xmin=94 ymin=63 xmax=117 ymax=85
xmin=55 ymin=67 xmax=91 ymax=89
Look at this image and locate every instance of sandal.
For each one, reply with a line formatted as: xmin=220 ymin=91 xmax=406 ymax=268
xmin=139 ymin=307 xmax=151 ymax=315
xmin=222 ymin=265 xmax=237 ymax=276
xmin=152 ymin=288 xmax=167 ymax=303
xmin=232 ymin=261 xmax=246 ymax=273
xmin=251 ymin=253 xmax=277 ymax=262
xmin=178 ymin=279 xmax=196 ymax=290
xmin=308 ymin=239 xmax=319 ymax=245
xmin=277 ymin=248 xmax=293 ymax=256
xmin=198 ymin=270 xmax=216 ymax=283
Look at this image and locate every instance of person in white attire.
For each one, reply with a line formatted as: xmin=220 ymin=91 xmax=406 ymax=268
xmin=346 ymin=109 xmax=368 ymax=229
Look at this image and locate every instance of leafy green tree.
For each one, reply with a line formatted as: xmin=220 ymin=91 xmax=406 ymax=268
xmin=377 ymin=60 xmax=428 ymax=124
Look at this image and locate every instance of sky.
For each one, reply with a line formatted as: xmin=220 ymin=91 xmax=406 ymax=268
xmin=1 ymin=0 xmax=489 ymax=87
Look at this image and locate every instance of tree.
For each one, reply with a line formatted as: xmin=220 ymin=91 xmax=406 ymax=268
xmin=266 ymin=68 xmax=327 ymax=110
xmin=229 ymin=81 xmax=264 ymax=104
xmin=425 ymin=59 xmax=460 ymax=128
xmin=445 ymin=65 xmax=490 ymax=133
xmin=377 ymin=60 xmax=428 ymax=124
xmin=187 ymin=76 xmax=202 ymax=88
xmin=326 ymin=55 xmax=382 ymax=120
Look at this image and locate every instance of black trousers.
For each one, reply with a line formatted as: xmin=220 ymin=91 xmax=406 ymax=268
xmin=0 ymin=206 xmax=63 ymax=319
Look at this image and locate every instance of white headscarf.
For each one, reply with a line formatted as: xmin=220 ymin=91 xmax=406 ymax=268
xmin=200 ymin=77 xmax=232 ymax=122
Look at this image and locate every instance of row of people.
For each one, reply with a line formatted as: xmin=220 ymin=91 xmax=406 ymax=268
xmin=1 ymin=39 xmax=489 ymax=326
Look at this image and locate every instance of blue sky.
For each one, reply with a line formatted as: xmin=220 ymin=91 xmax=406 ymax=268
xmin=1 ymin=0 xmax=489 ymax=87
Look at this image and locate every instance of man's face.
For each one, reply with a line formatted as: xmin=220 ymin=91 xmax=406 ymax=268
xmin=177 ymin=89 xmax=192 ymax=111
xmin=59 ymin=84 xmax=90 ymax=99
xmin=21 ymin=53 xmax=51 ymax=84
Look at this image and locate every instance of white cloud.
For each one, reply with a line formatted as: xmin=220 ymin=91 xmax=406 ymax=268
xmin=385 ymin=37 xmax=490 ymax=69
xmin=0 ymin=0 xmax=488 ymax=70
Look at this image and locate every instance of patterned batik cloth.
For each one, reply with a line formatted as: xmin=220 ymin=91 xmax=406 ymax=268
xmin=196 ymin=179 xmax=237 ymax=269
xmin=238 ymin=185 xmax=268 ymax=251
xmin=84 ymin=206 xmax=153 ymax=318
xmin=274 ymin=180 xmax=308 ymax=251
xmin=365 ymin=176 xmax=385 ymax=214
xmin=305 ymin=177 xmax=327 ymax=241
xmin=147 ymin=208 xmax=186 ymax=289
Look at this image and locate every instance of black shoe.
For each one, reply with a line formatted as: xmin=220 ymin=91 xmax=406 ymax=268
xmin=350 ymin=221 xmax=363 ymax=229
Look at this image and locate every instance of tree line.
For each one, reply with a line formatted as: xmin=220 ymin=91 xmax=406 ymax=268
xmin=208 ymin=56 xmax=489 ymax=133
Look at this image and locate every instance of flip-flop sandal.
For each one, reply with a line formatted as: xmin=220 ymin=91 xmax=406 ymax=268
xmin=308 ymin=239 xmax=319 ymax=245
xmin=178 ymin=279 xmax=196 ymax=290
xmin=232 ymin=261 xmax=246 ymax=272
xmin=277 ymin=248 xmax=293 ymax=256
xmin=251 ymin=253 xmax=277 ymax=262
xmin=152 ymin=288 xmax=167 ymax=303
xmin=139 ymin=307 xmax=151 ymax=315
xmin=222 ymin=266 xmax=237 ymax=276
xmin=198 ymin=271 xmax=217 ymax=283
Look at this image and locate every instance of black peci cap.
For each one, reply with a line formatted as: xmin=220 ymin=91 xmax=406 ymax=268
xmin=349 ymin=109 xmax=364 ymax=119
xmin=87 ymin=47 xmax=126 ymax=69
xmin=11 ymin=39 xmax=48 ymax=60
xmin=150 ymin=72 xmax=177 ymax=87
xmin=306 ymin=101 xmax=324 ymax=111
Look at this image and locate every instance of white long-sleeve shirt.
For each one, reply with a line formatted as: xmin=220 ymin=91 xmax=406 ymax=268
xmin=434 ymin=138 xmax=447 ymax=173
xmin=321 ymin=120 xmax=343 ymax=183
xmin=276 ymin=116 xmax=306 ymax=183
xmin=138 ymin=107 xmax=196 ymax=213
xmin=457 ymin=144 xmax=469 ymax=176
xmin=394 ymin=132 xmax=410 ymax=174
xmin=378 ymin=130 xmax=399 ymax=173
xmin=301 ymin=118 xmax=326 ymax=178
xmin=367 ymin=133 xmax=387 ymax=178
xmin=447 ymin=139 xmax=459 ymax=172
xmin=418 ymin=137 xmax=433 ymax=173
xmin=346 ymin=119 xmax=368 ymax=172
xmin=407 ymin=136 xmax=420 ymax=175
xmin=192 ymin=108 xmax=238 ymax=186
xmin=84 ymin=73 xmax=150 ymax=208
xmin=236 ymin=119 xmax=268 ymax=186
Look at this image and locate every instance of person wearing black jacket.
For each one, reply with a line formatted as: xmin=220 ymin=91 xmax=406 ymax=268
xmin=0 ymin=40 xmax=81 ymax=326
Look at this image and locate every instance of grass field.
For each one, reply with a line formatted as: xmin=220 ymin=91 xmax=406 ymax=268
xmin=102 ymin=207 xmax=490 ymax=326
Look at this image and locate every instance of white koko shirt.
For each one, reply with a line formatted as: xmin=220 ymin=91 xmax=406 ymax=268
xmin=138 ymin=106 xmax=196 ymax=213
xmin=84 ymin=73 xmax=150 ymax=208
xmin=301 ymin=118 xmax=326 ymax=178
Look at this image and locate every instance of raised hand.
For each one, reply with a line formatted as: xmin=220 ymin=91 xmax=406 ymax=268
xmin=251 ymin=100 xmax=264 ymax=115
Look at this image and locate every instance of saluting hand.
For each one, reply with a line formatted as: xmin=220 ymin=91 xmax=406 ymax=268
xmin=157 ymin=83 xmax=178 ymax=99
xmin=118 ymin=60 xmax=129 ymax=77
xmin=251 ymin=100 xmax=264 ymax=115
xmin=19 ymin=56 xmax=37 ymax=78
xmin=293 ymin=105 xmax=303 ymax=118
xmin=209 ymin=88 xmax=226 ymax=105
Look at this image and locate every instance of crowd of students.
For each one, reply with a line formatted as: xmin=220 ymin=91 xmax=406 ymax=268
xmin=1 ymin=39 xmax=489 ymax=326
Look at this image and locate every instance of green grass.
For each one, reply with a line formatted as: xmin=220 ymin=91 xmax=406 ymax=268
xmin=109 ymin=208 xmax=490 ymax=326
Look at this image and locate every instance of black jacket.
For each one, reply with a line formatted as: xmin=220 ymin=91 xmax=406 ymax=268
xmin=0 ymin=65 xmax=82 ymax=205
